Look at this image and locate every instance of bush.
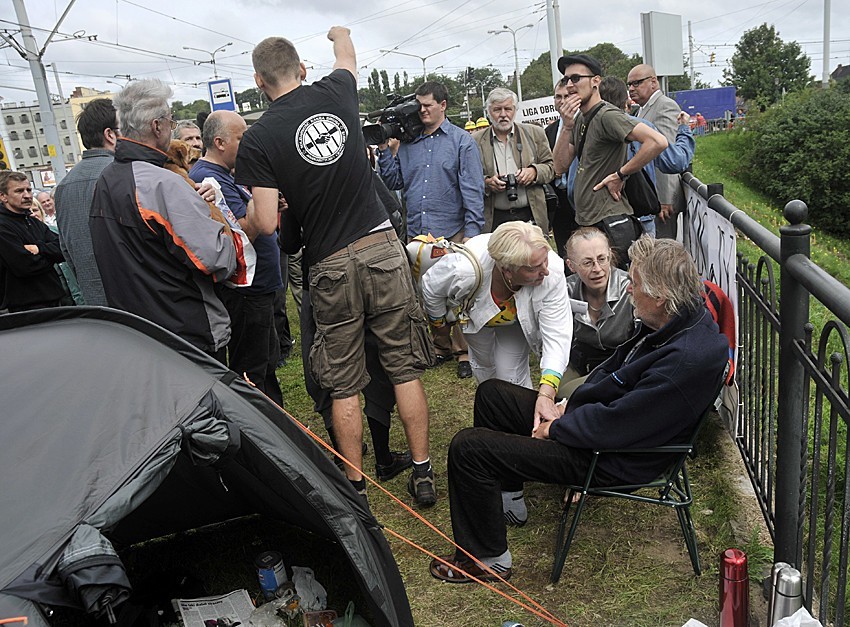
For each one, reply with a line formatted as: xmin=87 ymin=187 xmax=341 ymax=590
xmin=740 ymin=80 xmax=850 ymax=236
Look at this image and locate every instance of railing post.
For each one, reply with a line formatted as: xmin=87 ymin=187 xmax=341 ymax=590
xmin=775 ymin=200 xmax=811 ymax=566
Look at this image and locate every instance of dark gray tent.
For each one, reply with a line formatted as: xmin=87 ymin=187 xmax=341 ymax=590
xmin=0 ymin=307 xmax=413 ymax=626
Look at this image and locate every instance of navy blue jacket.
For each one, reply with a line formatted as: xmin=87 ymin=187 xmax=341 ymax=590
xmin=549 ymin=302 xmax=728 ymax=482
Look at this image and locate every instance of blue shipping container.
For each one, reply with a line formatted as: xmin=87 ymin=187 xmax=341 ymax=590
xmin=672 ymin=86 xmax=737 ymax=121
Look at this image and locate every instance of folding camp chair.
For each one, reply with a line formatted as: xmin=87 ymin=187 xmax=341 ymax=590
xmin=550 ymin=367 xmax=728 ymax=583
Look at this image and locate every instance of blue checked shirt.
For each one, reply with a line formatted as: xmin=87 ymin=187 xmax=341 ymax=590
xmin=377 ymin=118 xmax=484 ymax=239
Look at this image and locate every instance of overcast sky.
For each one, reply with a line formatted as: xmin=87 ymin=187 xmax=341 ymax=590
xmin=0 ymin=0 xmax=847 ymax=107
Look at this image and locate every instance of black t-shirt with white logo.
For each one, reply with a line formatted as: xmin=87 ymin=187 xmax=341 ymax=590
xmin=236 ymin=69 xmax=386 ymax=267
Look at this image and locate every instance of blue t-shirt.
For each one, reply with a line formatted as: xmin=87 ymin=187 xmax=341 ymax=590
xmin=189 ymin=159 xmax=282 ymax=294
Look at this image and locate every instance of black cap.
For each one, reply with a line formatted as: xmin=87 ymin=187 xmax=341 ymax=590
xmin=558 ymin=54 xmax=603 ymax=77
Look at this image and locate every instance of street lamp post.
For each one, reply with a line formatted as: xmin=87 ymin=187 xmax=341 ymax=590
xmin=379 ymin=45 xmax=460 ymax=80
xmin=488 ymin=24 xmax=533 ymax=103
xmin=183 ymin=42 xmax=232 ymax=80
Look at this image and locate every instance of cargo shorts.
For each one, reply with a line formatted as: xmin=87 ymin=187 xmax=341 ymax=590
xmin=308 ymin=229 xmax=435 ymax=399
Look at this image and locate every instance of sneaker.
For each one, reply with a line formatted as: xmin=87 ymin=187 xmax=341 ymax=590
xmin=407 ymin=469 xmax=437 ymax=507
xmin=457 ymin=360 xmax=473 ymax=379
xmin=376 ymin=450 xmax=413 ymax=481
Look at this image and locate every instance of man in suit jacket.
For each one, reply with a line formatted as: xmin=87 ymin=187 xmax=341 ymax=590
xmin=472 ymin=88 xmax=555 ymax=235
xmin=627 ymin=64 xmax=683 ymax=239
xmin=545 ymin=77 xmax=579 ymax=258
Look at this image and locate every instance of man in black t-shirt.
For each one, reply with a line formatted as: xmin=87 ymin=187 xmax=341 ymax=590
xmin=236 ymin=27 xmax=437 ymax=507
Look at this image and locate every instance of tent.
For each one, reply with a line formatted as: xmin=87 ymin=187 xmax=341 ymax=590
xmin=0 ymin=307 xmax=413 ymax=626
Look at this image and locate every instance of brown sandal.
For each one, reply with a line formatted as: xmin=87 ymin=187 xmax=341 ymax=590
xmin=429 ymin=555 xmax=512 ymax=584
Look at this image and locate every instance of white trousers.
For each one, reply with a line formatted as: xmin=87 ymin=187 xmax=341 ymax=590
xmin=463 ymin=323 xmax=532 ymax=389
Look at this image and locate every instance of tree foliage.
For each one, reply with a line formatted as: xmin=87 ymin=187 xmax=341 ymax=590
xmin=722 ymin=23 xmax=811 ymax=109
xmin=520 ymin=44 xmax=642 ymax=100
xmin=740 ymin=80 xmax=850 ymax=236
xmin=357 ymin=66 xmax=506 ymax=125
xmin=171 ymin=99 xmax=210 ymax=121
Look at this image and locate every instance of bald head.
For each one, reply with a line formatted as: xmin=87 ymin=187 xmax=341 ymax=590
xmin=202 ymin=110 xmax=248 ymax=170
xmin=627 ymin=63 xmax=659 ymax=106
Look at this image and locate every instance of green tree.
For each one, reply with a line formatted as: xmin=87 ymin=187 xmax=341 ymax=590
xmin=722 ymin=23 xmax=811 ymax=108
xmin=171 ymin=99 xmax=210 ymax=121
xmin=520 ymin=45 xmax=642 ymax=100
xmin=741 ymin=80 xmax=850 ymax=237
xmin=235 ymin=87 xmax=265 ymax=112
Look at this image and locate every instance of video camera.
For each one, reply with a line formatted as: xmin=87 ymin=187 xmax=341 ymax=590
xmin=362 ymin=94 xmax=424 ymax=145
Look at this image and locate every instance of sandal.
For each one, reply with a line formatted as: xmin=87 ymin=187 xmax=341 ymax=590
xmin=429 ymin=555 xmax=512 ymax=584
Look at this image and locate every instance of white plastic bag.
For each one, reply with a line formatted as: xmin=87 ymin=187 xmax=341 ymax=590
xmin=773 ymin=607 xmax=824 ymax=627
xmin=202 ymin=176 xmax=256 ymax=288
xmin=291 ymin=566 xmax=327 ymax=612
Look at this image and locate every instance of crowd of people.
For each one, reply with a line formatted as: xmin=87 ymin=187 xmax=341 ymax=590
xmin=0 ymin=29 xmax=733 ymax=585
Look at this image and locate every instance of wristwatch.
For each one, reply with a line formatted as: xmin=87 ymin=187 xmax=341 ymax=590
xmin=616 ymin=167 xmax=630 ymax=181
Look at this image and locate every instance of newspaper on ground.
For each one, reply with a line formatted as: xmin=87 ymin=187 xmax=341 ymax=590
xmin=174 ymin=589 xmax=255 ymax=627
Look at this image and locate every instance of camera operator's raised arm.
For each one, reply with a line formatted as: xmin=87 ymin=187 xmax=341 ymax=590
xmin=328 ymin=26 xmax=356 ymax=79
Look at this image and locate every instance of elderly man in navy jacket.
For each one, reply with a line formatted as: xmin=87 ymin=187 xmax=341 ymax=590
xmin=429 ymin=236 xmax=728 ymax=583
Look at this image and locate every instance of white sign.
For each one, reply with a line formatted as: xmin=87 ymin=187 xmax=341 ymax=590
xmin=516 ymin=96 xmax=558 ymax=127
xmin=682 ymin=183 xmax=740 ymax=436
xmin=207 ymin=79 xmax=236 ymax=112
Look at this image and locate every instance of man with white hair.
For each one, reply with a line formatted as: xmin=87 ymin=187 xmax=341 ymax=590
xmin=429 ymin=236 xmax=728 ymax=583
xmin=90 ymin=79 xmax=240 ymax=358
xmin=471 ymin=87 xmax=554 ymax=234
xmin=35 ymin=190 xmax=57 ymax=227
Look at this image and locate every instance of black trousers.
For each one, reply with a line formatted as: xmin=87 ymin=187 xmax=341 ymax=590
xmin=448 ymin=379 xmax=618 ymax=561
xmin=218 ymin=288 xmax=283 ymax=406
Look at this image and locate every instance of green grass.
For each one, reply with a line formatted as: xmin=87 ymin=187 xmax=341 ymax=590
xmin=54 ymin=133 xmax=807 ymax=627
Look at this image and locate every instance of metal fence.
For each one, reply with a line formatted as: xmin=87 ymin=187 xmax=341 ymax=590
xmin=682 ymin=173 xmax=850 ymax=626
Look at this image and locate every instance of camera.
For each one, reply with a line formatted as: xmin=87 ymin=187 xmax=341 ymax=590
xmin=362 ymin=94 xmax=424 ymax=145
xmin=500 ymin=174 xmax=518 ymax=202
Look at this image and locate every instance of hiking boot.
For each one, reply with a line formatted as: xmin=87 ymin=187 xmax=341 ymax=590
xmin=376 ymin=450 xmax=413 ymax=481
xmin=407 ymin=469 xmax=437 ymax=507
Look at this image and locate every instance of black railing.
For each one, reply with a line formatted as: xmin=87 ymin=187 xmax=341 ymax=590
xmin=682 ymin=173 xmax=850 ymax=627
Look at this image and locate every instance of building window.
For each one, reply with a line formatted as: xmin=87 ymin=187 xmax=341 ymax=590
xmin=4 ymin=115 xmax=13 ymax=125
xmin=27 ymin=146 xmax=38 ymax=157
xmin=20 ymin=114 xmax=29 ymax=124
xmin=60 ymin=120 xmax=68 ymax=130
xmin=9 ymin=131 xmax=18 ymax=140
xmin=34 ymin=112 xmax=41 ymax=122
xmin=39 ymin=128 xmax=44 ymax=135
xmin=41 ymin=145 xmax=49 ymax=156
xmin=24 ymin=129 xmax=33 ymax=139
xmin=63 ymin=136 xmax=71 ymax=145
xmin=14 ymin=148 xmax=23 ymax=159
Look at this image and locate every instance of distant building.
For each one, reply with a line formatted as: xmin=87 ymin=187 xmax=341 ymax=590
xmin=0 ymin=86 xmax=115 ymax=187
xmin=830 ymin=64 xmax=850 ymax=83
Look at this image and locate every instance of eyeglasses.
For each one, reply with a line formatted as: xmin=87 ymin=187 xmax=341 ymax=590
xmin=564 ymin=74 xmax=595 ymax=85
xmin=576 ymin=254 xmax=610 ymax=270
xmin=157 ymin=115 xmax=178 ymax=130
xmin=627 ymin=76 xmax=654 ymax=88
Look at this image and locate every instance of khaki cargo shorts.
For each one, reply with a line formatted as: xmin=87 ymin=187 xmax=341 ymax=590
xmin=308 ymin=229 xmax=435 ymax=399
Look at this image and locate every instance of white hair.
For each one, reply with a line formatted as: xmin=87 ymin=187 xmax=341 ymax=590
xmin=113 ymin=79 xmax=172 ymax=141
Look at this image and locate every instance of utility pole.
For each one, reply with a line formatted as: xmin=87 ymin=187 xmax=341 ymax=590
xmin=688 ymin=21 xmax=696 ymax=90
xmin=183 ymin=43 xmax=232 ymax=80
xmin=822 ymin=0 xmax=831 ymax=87
xmin=488 ymin=24 xmax=533 ymax=103
xmin=379 ymin=45 xmax=459 ymax=80
xmin=9 ymin=0 xmax=69 ymax=184
xmin=48 ymin=64 xmax=76 ymax=162
xmin=546 ymin=0 xmax=563 ymax=86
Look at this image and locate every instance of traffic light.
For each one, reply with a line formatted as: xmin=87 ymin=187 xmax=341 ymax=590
xmin=710 ymin=52 xmax=716 ymax=65
xmin=0 ymin=137 xmax=8 ymax=170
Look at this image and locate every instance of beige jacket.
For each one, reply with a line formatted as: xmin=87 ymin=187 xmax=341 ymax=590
xmin=472 ymin=122 xmax=555 ymax=234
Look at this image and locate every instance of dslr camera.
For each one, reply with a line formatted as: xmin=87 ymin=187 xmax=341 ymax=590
xmin=362 ymin=94 xmax=424 ymax=145
xmin=500 ymin=173 xmax=519 ymax=202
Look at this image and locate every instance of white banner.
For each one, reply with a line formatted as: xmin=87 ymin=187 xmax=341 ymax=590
xmin=682 ymin=183 xmax=740 ymax=436
xmin=516 ymin=96 xmax=558 ymax=127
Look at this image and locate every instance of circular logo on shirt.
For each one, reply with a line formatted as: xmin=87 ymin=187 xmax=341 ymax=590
xmin=296 ymin=113 xmax=348 ymax=166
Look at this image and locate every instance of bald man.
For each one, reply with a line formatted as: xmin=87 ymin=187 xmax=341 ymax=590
xmin=626 ymin=64 xmax=683 ymax=239
xmin=189 ymin=110 xmax=284 ymax=405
